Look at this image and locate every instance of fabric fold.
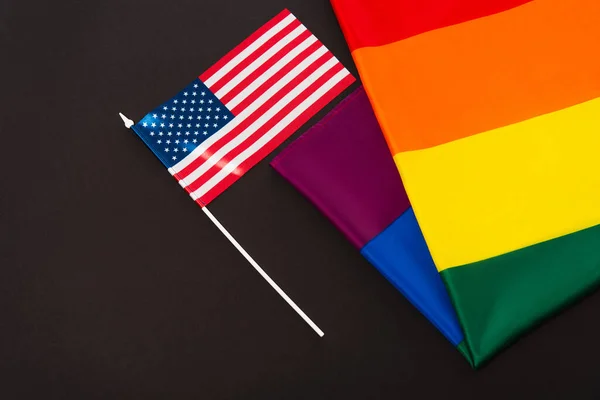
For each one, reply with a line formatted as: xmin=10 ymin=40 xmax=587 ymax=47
xmin=272 ymin=87 xmax=465 ymax=350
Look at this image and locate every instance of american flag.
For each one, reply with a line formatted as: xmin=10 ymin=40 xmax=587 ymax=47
xmin=133 ymin=9 xmax=354 ymax=206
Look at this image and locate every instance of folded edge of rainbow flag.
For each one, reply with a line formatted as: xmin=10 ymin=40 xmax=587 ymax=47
xmin=331 ymin=0 xmax=600 ymax=366
xmin=271 ymin=86 xmax=466 ymax=354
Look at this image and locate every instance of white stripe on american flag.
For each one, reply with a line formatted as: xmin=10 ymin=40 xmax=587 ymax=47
xmin=169 ymin=10 xmax=352 ymax=204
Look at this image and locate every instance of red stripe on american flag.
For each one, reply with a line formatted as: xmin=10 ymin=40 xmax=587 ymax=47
xmin=198 ymin=73 xmax=356 ymax=205
xmin=199 ymin=9 xmax=292 ymax=83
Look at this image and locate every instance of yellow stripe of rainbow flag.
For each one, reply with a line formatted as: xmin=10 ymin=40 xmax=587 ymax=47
xmin=397 ymin=97 xmax=600 ymax=271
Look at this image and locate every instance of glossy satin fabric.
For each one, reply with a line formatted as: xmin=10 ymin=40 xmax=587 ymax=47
xmin=331 ymin=0 xmax=600 ymax=367
xmin=271 ymin=87 xmax=464 ymax=346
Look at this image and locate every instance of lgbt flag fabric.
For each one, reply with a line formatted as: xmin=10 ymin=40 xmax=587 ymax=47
xmin=331 ymin=0 xmax=600 ymax=367
xmin=272 ymin=87 xmax=464 ymax=350
xmin=132 ymin=9 xmax=354 ymax=206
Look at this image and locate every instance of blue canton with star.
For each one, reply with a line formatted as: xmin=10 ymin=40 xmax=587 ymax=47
xmin=132 ymin=78 xmax=234 ymax=168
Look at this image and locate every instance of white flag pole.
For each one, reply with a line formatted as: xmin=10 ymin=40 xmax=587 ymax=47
xmin=119 ymin=113 xmax=324 ymax=337
xmin=200 ymin=206 xmax=324 ymax=337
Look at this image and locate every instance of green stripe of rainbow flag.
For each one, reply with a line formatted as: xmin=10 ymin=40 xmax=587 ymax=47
xmin=332 ymin=0 xmax=600 ymax=367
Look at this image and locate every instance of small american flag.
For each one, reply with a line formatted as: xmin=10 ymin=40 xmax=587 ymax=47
xmin=132 ymin=9 xmax=354 ymax=205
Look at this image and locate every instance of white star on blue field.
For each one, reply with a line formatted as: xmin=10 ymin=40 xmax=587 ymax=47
xmin=133 ymin=79 xmax=234 ymax=168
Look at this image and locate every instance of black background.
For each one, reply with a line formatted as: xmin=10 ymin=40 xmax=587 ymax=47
xmin=2 ymin=0 xmax=600 ymax=398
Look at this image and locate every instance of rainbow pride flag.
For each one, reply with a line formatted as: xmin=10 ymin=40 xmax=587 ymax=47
xmin=332 ymin=0 xmax=600 ymax=367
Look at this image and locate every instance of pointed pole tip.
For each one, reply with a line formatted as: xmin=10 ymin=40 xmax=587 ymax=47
xmin=119 ymin=112 xmax=135 ymax=129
